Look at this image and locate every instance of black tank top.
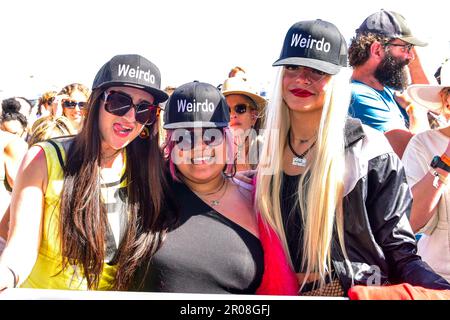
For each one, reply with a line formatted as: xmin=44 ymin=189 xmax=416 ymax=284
xmin=280 ymin=173 xmax=304 ymax=272
xmin=139 ymin=179 xmax=264 ymax=294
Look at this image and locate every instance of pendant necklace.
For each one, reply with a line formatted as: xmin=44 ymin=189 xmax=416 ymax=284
xmin=192 ymin=177 xmax=228 ymax=207
xmin=287 ymin=129 xmax=316 ymax=167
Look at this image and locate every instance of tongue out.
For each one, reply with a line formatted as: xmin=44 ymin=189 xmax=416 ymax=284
xmin=113 ymin=123 xmax=132 ymax=138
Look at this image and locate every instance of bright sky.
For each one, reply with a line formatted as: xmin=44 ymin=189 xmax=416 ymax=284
xmin=0 ymin=0 xmax=448 ymax=99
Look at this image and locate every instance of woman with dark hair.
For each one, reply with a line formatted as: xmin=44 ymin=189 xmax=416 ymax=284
xmin=0 ymin=54 xmax=174 ymax=291
xmin=1 ymin=98 xmax=28 ymax=139
xmin=135 ymin=81 xmax=298 ymax=295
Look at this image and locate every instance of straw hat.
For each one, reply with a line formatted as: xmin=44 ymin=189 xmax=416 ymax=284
xmin=221 ymin=76 xmax=267 ymax=109
xmin=407 ymin=60 xmax=450 ymax=113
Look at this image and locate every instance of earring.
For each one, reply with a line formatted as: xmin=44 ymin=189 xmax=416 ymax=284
xmin=139 ymin=126 xmax=150 ymax=139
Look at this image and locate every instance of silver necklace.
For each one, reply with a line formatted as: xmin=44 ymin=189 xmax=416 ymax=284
xmin=193 ymin=178 xmax=228 ymax=207
xmin=287 ymin=129 xmax=316 ymax=167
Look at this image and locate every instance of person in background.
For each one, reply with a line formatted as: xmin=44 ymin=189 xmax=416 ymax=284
xmin=0 ymin=54 xmax=173 ymax=291
xmin=28 ymin=115 xmax=76 ymax=147
xmin=402 ymin=60 xmax=450 ymax=282
xmin=0 ymin=130 xmax=27 ymax=255
xmin=58 ymin=83 xmax=90 ymax=133
xmin=228 ymin=66 xmax=246 ymax=79
xmin=221 ymin=76 xmax=267 ymax=171
xmin=0 ymin=98 xmax=28 ymax=140
xmin=135 ymin=81 xmax=297 ymax=295
xmin=255 ymin=19 xmax=450 ymax=297
xmin=348 ymin=9 xmax=431 ymax=158
xmin=36 ymin=91 xmax=57 ymax=118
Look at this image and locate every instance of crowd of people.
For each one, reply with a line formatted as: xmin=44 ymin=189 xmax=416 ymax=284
xmin=0 ymin=9 xmax=450 ymax=299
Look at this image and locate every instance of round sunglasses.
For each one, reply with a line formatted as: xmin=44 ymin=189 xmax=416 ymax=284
xmin=173 ymin=128 xmax=225 ymax=150
xmin=103 ymin=90 xmax=159 ymax=125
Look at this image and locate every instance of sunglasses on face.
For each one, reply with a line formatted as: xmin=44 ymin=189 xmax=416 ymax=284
xmin=229 ymin=103 xmax=252 ymax=115
xmin=47 ymin=97 xmax=55 ymax=105
xmin=173 ymin=128 xmax=225 ymax=150
xmin=62 ymin=100 xmax=88 ymax=109
xmin=103 ymin=90 xmax=159 ymax=125
xmin=284 ymin=65 xmax=329 ymax=82
xmin=385 ymin=42 xmax=414 ymax=53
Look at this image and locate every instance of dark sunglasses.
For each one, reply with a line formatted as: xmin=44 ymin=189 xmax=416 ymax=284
xmin=103 ymin=90 xmax=159 ymax=125
xmin=62 ymin=100 xmax=88 ymax=109
xmin=229 ymin=103 xmax=252 ymax=115
xmin=47 ymin=97 xmax=55 ymax=105
xmin=173 ymin=128 xmax=225 ymax=150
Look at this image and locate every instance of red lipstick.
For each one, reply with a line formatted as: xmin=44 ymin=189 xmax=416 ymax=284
xmin=290 ymin=88 xmax=314 ymax=97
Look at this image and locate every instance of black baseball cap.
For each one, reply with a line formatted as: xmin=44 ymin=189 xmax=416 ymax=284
xmin=163 ymin=81 xmax=230 ymax=129
xmin=92 ymin=54 xmax=169 ymax=104
xmin=273 ymin=19 xmax=348 ymax=75
xmin=356 ymin=9 xmax=427 ymax=47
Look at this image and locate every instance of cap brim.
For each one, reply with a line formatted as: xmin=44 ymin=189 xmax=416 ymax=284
xmin=399 ymin=36 xmax=428 ymax=47
xmin=272 ymin=57 xmax=341 ymax=75
xmin=221 ymin=90 xmax=267 ymax=108
xmin=407 ymin=85 xmax=445 ymax=112
xmin=96 ymin=81 xmax=169 ymax=104
xmin=163 ymin=121 xmax=229 ymax=129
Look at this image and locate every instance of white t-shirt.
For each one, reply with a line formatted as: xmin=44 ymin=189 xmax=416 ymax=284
xmin=402 ymin=129 xmax=450 ymax=281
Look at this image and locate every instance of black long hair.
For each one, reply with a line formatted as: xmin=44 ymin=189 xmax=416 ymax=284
xmin=59 ymin=88 xmax=176 ymax=290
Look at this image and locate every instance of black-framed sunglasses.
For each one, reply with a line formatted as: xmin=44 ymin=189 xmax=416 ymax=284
xmin=385 ymin=42 xmax=414 ymax=53
xmin=103 ymin=90 xmax=159 ymax=125
xmin=173 ymin=128 xmax=225 ymax=150
xmin=229 ymin=103 xmax=252 ymax=115
xmin=47 ymin=97 xmax=55 ymax=105
xmin=62 ymin=100 xmax=88 ymax=109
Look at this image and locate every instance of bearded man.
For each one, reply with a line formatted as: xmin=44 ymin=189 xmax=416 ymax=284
xmin=347 ymin=10 xmax=432 ymax=157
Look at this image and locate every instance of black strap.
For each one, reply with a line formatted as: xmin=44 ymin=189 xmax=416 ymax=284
xmin=46 ymin=139 xmax=65 ymax=168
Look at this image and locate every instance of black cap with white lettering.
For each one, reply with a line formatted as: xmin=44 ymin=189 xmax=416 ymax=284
xmin=273 ymin=19 xmax=347 ymax=74
xmin=356 ymin=9 xmax=427 ymax=47
xmin=92 ymin=54 xmax=169 ymax=104
xmin=163 ymin=81 xmax=230 ymax=129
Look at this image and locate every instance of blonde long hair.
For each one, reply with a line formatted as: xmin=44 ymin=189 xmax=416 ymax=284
xmin=256 ymin=67 xmax=352 ymax=291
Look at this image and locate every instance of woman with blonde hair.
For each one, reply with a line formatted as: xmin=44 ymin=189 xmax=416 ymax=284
xmin=58 ymin=83 xmax=90 ymax=133
xmin=255 ymin=19 xmax=450 ymax=296
xmin=221 ymin=76 xmax=267 ymax=171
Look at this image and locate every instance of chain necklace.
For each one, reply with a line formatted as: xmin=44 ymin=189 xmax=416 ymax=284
xmin=287 ymin=129 xmax=316 ymax=167
xmin=192 ymin=177 xmax=229 ymax=207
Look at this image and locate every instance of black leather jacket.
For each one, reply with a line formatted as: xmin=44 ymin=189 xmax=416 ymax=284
xmin=333 ymin=118 xmax=450 ymax=292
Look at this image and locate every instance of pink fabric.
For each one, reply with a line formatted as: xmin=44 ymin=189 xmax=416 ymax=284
xmin=256 ymin=216 xmax=299 ymax=295
xmin=251 ymin=176 xmax=299 ymax=295
xmin=348 ymin=283 xmax=450 ymax=300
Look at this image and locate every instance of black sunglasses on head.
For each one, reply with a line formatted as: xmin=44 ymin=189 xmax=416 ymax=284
xmin=103 ymin=90 xmax=159 ymax=125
